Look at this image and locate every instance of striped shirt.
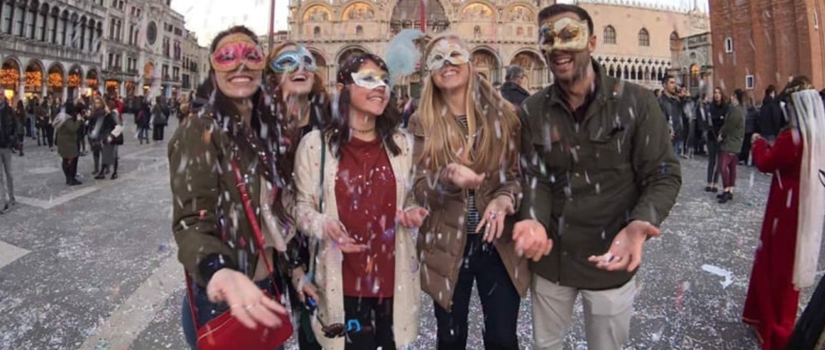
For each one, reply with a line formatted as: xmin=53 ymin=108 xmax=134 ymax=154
xmin=456 ymin=116 xmax=482 ymax=235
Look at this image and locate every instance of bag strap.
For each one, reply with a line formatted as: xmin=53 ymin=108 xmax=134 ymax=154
xmin=308 ymin=136 xmax=326 ymax=282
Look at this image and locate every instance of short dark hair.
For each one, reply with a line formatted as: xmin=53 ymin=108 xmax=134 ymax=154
xmin=765 ymin=85 xmax=776 ymax=97
xmin=661 ymin=75 xmax=675 ymax=86
xmin=733 ymin=88 xmax=746 ymax=104
xmin=505 ymin=65 xmax=524 ymax=82
xmin=537 ymin=4 xmax=594 ymax=37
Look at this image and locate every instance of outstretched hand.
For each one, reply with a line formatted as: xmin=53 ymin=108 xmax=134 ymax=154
xmin=587 ymin=220 xmax=659 ymax=272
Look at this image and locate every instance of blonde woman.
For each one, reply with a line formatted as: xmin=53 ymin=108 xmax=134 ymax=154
xmin=408 ymin=33 xmax=529 ymax=350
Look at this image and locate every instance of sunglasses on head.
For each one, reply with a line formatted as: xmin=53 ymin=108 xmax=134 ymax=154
xmin=304 ymin=297 xmax=373 ymax=338
xmin=210 ymin=39 xmax=266 ymax=72
xmin=426 ymin=41 xmax=471 ymax=71
xmin=270 ymin=45 xmax=317 ymax=73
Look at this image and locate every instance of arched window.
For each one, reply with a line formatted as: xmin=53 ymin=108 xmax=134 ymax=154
xmin=49 ymin=8 xmax=58 ymax=43
xmin=313 ymin=26 xmax=320 ymax=38
xmin=603 ymin=25 xmax=616 ymax=44
xmin=356 ymin=25 xmax=363 ymax=36
xmin=39 ymin=5 xmax=48 ymax=41
xmin=13 ymin=1 xmax=25 ymax=36
xmin=638 ymin=28 xmax=650 ymax=47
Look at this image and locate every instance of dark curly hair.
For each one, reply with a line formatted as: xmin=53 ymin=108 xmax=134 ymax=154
xmin=325 ymin=53 xmax=401 ymax=159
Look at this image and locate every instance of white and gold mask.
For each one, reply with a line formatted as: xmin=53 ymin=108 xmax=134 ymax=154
xmin=427 ymin=40 xmax=471 ymax=71
xmin=539 ymin=17 xmax=589 ymax=53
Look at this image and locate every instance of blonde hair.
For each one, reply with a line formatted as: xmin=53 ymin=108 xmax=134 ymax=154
xmin=417 ymin=32 xmax=520 ymax=173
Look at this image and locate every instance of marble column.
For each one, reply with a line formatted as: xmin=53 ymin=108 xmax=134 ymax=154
xmin=62 ymin=85 xmax=68 ymax=102
xmin=17 ymin=77 xmax=25 ymax=100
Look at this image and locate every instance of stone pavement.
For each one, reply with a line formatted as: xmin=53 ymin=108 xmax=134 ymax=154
xmin=0 ymin=124 xmax=823 ymax=349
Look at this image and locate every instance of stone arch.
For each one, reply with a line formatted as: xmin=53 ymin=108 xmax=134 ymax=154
xmin=459 ymin=1 xmax=497 ymax=21
xmin=390 ymin=0 xmax=449 ymax=35
xmin=336 ymin=45 xmax=369 ymax=67
xmin=509 ymin=49 xmax=545 ymax=89
xmin=1 ymin=57 xmax=23 ymax=99
xmin=86 ymin=68 xmax=99 ymax=91
xmin=301 ymin=3 xmax=333 ymax=22
xmin=341 ymin=1 xmax=376 ymax=21
xmin=24 ymin=59 xmax=45 ymax=94
xmin=503 ymin=2 xmax=535 ymax=23
xmin=471 ymin=47 xmax=500 ymax=82
xmin=47 ymin=62 xmax=65 ymax=93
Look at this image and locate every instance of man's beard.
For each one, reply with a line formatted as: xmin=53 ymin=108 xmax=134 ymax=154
xmin=552 ymin=50 xmax=591 ymax=85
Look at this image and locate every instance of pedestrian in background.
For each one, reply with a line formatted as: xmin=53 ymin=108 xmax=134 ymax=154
xmin=151 ymin=96 xmax=168 ymax=143
xmin=94 ymin=100 xmax=121 ymax=180
xmin=717 ymin=89 xmax=746 ymax=204
xmin=13 ymin=100 xmax=25 ymax=157
xmin=705 ymin=87 xmax=728 ymax=193
xmin=759 ymin=85 xmax=784 ymax=142
xmin=54 ymin=101 xmax=83 ymax=186
xmin=659 ymin=75 xmax=685 ymax=157
xmin=0 ymin=93 xmax=17 ymax=214
xmin=500 ymin=65 xmax=531 ymax=111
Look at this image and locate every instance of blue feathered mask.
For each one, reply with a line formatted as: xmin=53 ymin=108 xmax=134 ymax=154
xmin=385 ymin=29 xmax=425 ymax=87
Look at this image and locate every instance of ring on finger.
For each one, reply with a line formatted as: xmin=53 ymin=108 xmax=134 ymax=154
xmin=244 ymin=304 xmax=255 ymax=311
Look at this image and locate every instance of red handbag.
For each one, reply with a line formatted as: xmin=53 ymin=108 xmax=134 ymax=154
xmin=184 ymin=158 xmax=293 ymax=350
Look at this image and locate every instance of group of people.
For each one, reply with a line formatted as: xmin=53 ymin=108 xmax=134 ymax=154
xmin=170 ymin=4 xmax=686 ymax=350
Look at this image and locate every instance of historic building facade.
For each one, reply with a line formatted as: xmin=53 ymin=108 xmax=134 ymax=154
xmin=710 ymin=0 xmax=825 ymax=101
xmin=285 ymin=0 xmax=710 ymax=94
xmin=100 ymin=0 xmax=188 ymax=99
xmin=0 ymin=0 xmax=106 ymax=102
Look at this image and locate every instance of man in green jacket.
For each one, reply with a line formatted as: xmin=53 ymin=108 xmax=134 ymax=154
xmin=512 ymin=4 xmax=682 ymax=349
xmin=717 ymin=89 xmax=746 ymax=203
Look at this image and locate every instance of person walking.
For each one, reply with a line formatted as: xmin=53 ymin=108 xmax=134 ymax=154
xmin=658 ymin=75 xmax=685 ymax=157
xmin=717 ymin=89 xmax=746 ymax=204
xmin=515 ymin=4 xmax=682 ymax=349
xmin=151 ymin=96 xmax=168 ymax=143
xmin=54 ymin=101 xmax=83 ymax=186
xmin=0 ymin=94 xmax=17 ymax=214
xmin=94 ymin=100 xmax=121 ymax=180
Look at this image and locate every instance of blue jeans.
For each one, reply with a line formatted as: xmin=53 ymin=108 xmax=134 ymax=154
xmin=181 ymin=277 xmax=284 ymax=350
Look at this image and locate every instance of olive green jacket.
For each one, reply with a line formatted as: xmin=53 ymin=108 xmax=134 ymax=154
xmin=720 ymin=105 xmax=746 ymax=154
xmin=168 ymin=113 xmax=269 ymax=287
xmin=519 ymin=60 xmax=682 ymax=290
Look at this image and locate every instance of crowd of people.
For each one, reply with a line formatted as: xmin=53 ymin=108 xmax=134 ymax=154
xmin=0 ymin=91 xmax=184 ymax=215
xmin=164 ymin=3 xmax=825 ymax=350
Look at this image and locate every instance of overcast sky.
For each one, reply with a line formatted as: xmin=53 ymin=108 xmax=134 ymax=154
xmin=171 ymin=0 xmax=709 ymax=47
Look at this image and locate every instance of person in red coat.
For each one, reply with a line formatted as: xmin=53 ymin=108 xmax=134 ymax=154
xmin=742 ymin=76 xmax=825 ymax=350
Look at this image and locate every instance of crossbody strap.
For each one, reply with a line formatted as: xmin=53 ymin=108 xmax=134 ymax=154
xmin=308 ymin=136 xmax=326 ymax=282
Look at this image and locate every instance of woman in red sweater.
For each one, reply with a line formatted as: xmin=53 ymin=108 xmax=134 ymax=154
xmin=743 ymin=76 xmax=825 ymax=350
xmin=293 ymin=54 xmax=427 ymax=350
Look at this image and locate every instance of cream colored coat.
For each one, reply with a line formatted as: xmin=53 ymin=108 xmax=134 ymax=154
xmin=293 ymin=129 xmax=421 ymax=350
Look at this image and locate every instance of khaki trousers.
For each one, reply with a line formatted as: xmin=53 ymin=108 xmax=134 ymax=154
xmin=531 ymin=274 xmax=636 ymax=350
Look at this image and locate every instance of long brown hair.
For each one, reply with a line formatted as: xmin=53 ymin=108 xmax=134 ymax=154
xmin=416 ymin=33 xmax=520 ymax=173
xmin=206 ymin=25 xmax=290 ymax=224
xmin=264 ymin=41 xmax=330 ymax=201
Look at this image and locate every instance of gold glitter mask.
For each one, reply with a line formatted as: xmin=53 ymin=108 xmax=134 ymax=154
xmin=539 ymin=17 xmax=589 ymax=54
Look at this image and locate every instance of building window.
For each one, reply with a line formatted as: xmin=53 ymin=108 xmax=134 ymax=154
xmin=638 ymin=28 xmax=650 ymax=47
xmin=725 ymin=37 xmax=733 ymax=53
xmin=49 ymin=11 xmax=57 ymax=43
xmin=39 ymin=6 xmax=47 ymax=41
xmin=603 ymin=25 xmax=616 ymax=44
xmin=58 ymin=14 xmax=66 ymax=46
xmin=313 ymin=26 xmax=320 ymax=38
xmin=1 ymin=1 xmax=12 ymax=34
xmin=25 ymin=3 xmax=35 ymax=39
xmin=356 ymin=25 xmax=363 ymax=36
xmin=745 ymin=75 xmax=754 ymax=90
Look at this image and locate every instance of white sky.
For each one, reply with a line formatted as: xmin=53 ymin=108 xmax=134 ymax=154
xmin=171 ymin=0 xmax=709 ymax=47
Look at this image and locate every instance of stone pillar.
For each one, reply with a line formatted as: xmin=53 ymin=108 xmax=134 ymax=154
xmin=41 ymin=76 xmax=48 ymax=99
xmin=62 ymin=85 xmax=68 ymax=102
xmin=119 ymin=82 xmax=126 ymax=98
xmin=17 ymin=76 xmax=25 ymax=100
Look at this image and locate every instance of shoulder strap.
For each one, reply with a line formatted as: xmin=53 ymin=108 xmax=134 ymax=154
xmin=308 ymin=135 xmax=326 ymax=282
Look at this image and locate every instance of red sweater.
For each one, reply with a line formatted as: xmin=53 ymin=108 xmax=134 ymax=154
xmin=335 ymin=136 xmax=397 ymax=298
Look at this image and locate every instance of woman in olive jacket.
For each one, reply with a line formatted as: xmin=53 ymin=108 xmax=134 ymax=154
xmin=169 ymin=25 xmax=291 ymax=349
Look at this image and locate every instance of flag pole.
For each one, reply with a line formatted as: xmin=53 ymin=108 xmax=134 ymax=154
xmin=268 ymin=0 xmax=276 ymax=52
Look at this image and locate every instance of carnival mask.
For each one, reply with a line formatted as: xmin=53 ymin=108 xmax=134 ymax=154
xmin=426 ymin=41 xmax=471 ymax=71
xmin=350 ymin=69 xmax=390 ymax=90
xmin=539 ymin=17 xmax=590 ymax=54
xmin=270 ymin=45 xmax=317 ymax=73
xmin=210 ymin=34 xmax=266 ymax=72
